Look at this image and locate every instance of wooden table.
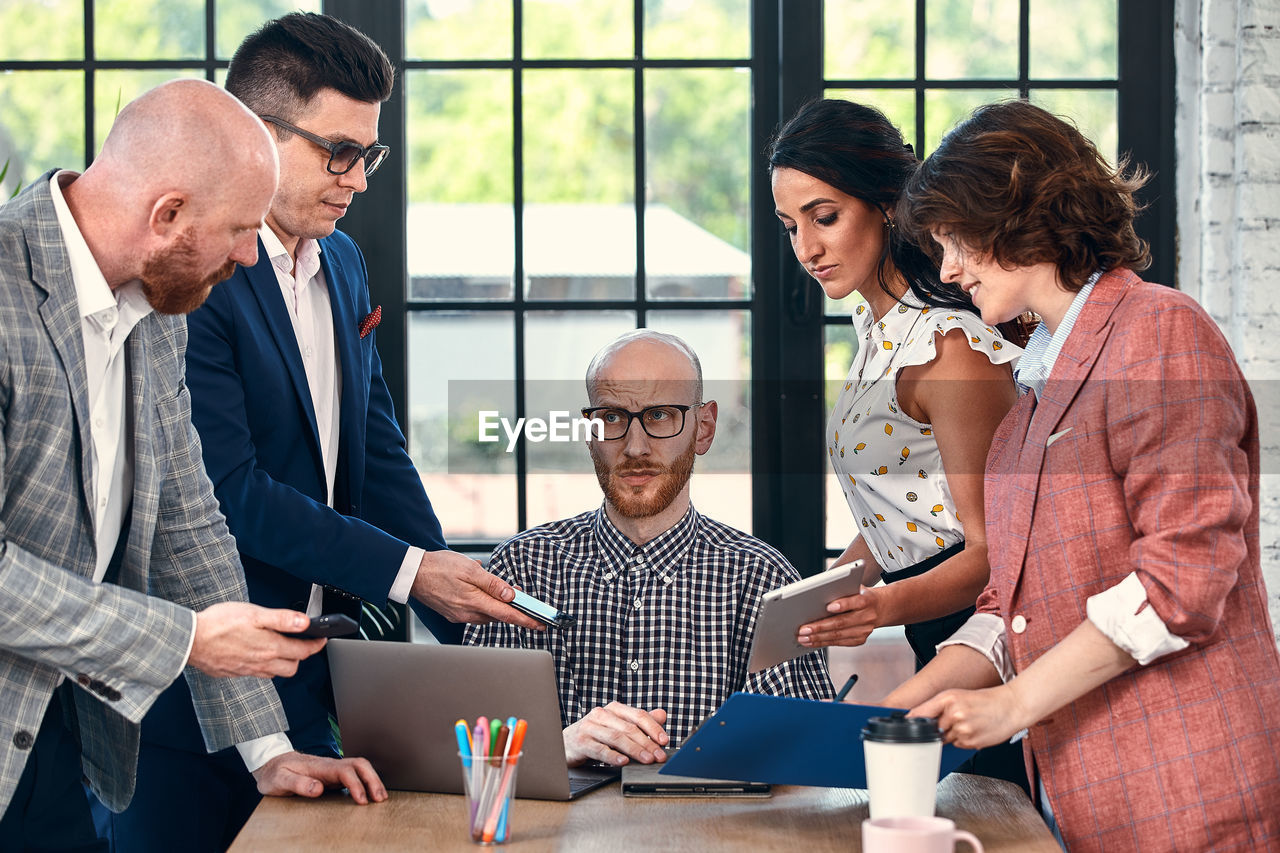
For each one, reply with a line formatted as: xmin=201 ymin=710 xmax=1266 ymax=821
xmin=230 ymin=772 xmax=1057 ymax=851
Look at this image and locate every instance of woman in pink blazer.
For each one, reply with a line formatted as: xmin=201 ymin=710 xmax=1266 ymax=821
xmin=885 ymin=99 xmax=1280 ymax=852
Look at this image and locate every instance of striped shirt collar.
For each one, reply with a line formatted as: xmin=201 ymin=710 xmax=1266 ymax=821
xmin=1014 ymin=270 xmax=1102 ymax=399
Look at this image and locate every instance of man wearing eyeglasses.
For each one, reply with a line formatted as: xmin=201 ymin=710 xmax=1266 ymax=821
xmin=105 ymin=14 xmax=540 ymax=852
xmin=465 ymin=330 xmax=832 ymax=767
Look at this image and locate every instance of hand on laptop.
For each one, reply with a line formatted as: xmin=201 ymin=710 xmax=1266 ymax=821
xmin=410 ymin=550 xmax=543 ymax=630
xmin=563 ymin=702 xmax=670 ymax=767
xmin=252 ymin=751 xmax=388 ymax=804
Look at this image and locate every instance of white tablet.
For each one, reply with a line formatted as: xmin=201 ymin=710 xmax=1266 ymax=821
xmin=745 ymin=560 xmax=866 ymax=673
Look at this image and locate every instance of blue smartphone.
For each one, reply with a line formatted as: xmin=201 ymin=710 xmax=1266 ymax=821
xmin=509 ymin=589 xmax=576 ymax=629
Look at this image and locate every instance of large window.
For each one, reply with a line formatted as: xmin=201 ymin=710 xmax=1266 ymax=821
xmin=2 ymin=0 xmax=1174 ymax=577
xmin=394 ymin=0 xmax=755 ymax=545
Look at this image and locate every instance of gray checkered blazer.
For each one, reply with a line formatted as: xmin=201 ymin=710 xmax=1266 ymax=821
xmin=0 ymin=173 xmax=288 ymax=813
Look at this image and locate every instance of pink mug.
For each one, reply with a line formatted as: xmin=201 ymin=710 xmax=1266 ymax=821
xmin=862 ymin=816 xmax=984 ymax=853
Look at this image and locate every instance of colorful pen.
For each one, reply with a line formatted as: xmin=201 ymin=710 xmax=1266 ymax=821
xmin=496 ymin=717 xmax=518 ymax=841
xmin=456 ymin=719 xmax=476 ymax=827
xmin=454 ymin=719 xmax=472 ymax=763
xmin=481 ymin=719 xmax=527 ymax=843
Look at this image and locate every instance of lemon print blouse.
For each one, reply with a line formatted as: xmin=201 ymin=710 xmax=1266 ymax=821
xmin=828 ymin=298 xmax=1021 ymax=574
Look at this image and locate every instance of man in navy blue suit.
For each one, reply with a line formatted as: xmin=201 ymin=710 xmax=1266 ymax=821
xmin=99 ymin=14 xmax=541 ymax=851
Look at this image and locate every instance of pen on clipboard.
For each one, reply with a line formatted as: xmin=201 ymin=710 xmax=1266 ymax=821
xmin=835 ymin=673 xmax=859 ymax=701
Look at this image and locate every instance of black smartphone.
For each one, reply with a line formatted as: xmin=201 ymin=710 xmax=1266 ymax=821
xmin=510 ymin=589 xmax=576 ymax=629
xmin=287 ymin=613 xmax=359 ymax=638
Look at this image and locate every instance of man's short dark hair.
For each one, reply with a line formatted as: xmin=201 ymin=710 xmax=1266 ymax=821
xmin=225 ymin=12 xmax=393 ymax=122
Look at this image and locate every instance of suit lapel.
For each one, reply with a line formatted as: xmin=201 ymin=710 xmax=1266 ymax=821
xmin=320 ymin=239 xmax=367 ymax=509
xmin=243 ymin=243 xmax=323 ymax=453
xmin=26 ymin=175 xmax=98 ymax=533
xmin=120 ymin=326 xmax=155 ymax=592
xmin=1000 ymin=269 xmax=1136 ymax=589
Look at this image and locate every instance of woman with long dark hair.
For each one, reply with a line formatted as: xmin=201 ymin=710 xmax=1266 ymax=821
xmin=767 ymin=99 xmax=1027 ymax=790
xmin=769 ymin=98 xmax=1017 ymax=664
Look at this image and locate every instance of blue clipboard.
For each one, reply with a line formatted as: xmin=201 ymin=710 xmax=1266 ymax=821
xmin=661 ymin=693 xmax=974 ymax=788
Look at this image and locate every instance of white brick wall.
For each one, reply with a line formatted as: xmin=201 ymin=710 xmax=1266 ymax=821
xmin=1176 ymin=0 xmax=1280 ymax=640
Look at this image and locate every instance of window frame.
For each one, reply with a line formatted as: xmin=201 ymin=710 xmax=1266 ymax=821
xmin=0 ymin=0 xmax=1174 ymax=576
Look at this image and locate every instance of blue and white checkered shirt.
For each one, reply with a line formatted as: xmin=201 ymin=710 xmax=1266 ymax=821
xmin=464 ymin=505 xmax=833 ymax=744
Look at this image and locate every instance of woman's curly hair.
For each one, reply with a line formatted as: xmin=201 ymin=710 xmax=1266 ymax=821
xmin=898 ymin=99 xmax=1151 ymax=293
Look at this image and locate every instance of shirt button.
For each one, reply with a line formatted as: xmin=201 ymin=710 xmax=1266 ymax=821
xmin=603 ymin=572 xmax=615 ymax=581
xmin=303 ymin=347 xmax=313 ymax=358
xmin=629 ymin=660 xmax=639 ymax=671
xmin=1011 ymin=614 xmax=1028 ymax=634
xmin=634 ymin=555 xmax=645 ymax=566
xmin=94 ymin=417 xmax=104 ymax=429
xmin=661 ymin=576 xmax=672 ymax=585
xmin=633 ymin=599 xmax=642 ymax=610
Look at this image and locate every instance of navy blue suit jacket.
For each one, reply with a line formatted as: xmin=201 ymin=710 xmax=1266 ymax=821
xmin=142 ymin=230 xmax=460 ymax=755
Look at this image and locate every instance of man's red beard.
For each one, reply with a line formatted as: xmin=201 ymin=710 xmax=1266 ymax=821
xmin=591 ymin=440 xmax=696 ymax=519
xmin=140 ymin=226 xmax=236 ymax=315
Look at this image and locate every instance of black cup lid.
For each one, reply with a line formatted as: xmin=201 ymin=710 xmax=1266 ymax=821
xmin=861 ymin=712 xmax=940 ymax=743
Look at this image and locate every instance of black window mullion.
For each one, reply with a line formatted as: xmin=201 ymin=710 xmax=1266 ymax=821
xmin=755 ymin=0 xmax=825 ymax=576
xmin=206 ymin=0 xmax=217 ymax=81
xmin=914 ymin=0 xmax=926 ymax=155
xmin=1018 ymin=0 xmax=1030 ymax=98
xmin=83 ymin=0 xmax=94 ymax=167
xmin=633 ymin=0 xmax=647 ymax=328
xmin=513 ymin=0 xmax=529 ymax=534
xmin=1118 ymin=0 xmax=1176 ymax=287
xmin=323 ymin=0 xmax=410 ymax=427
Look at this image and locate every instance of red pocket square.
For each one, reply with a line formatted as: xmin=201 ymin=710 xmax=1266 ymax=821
xmin=359 ymin=305 xmax=382 ymax=339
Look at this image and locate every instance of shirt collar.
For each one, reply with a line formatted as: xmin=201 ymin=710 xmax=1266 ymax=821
xmin=1014 ymin=270 xmax=1102 ymax=399
xmin=591 ymin=503 xmax=699 ymax=577
xmin=49 ymin=171 xmax=153 ymax=328
xmin=258 ymin=224 xmax=322 ymax=282
xmin=857 ymin=294 xmax=928 ymax=346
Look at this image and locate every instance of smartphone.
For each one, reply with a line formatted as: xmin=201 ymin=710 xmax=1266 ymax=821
xmin=287 ymin=613 xmax=360 ymax=638
xmin=510 ymin=589 xmax=576 ymax=629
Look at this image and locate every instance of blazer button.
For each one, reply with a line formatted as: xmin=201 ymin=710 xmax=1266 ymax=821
xmin=13 ymin=731 xmax=34 ymax=750
xmin=76 ymin=673 xmax=91 ymax=688
xmin=104 ymin=687 xmax=122 ymax=702
xmin=1011 ymin=614 xmax=1028 ymax=634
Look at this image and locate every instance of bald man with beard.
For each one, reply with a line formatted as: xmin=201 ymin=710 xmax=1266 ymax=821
xmin=466 ymin=331 xmax=832 ymax=768
xmin=0 ymin=79 xmax=384 ymax=851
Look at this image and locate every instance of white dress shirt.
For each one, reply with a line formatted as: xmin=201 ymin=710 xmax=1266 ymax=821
xmin=49 ymin=171 xmax=199 ymax=678
xmin=941 ymin=271 xmax=1189 ymax=679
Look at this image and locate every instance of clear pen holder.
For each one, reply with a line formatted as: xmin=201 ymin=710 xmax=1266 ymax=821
xmin=460 ymin=750 xmax=522 ymax=845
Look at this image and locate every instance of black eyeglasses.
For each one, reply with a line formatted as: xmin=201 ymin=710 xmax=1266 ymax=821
xmin=580 ymin=404 xmax=702 ymax=440
xmin=259 ymin=115 xmax=390 ymax=177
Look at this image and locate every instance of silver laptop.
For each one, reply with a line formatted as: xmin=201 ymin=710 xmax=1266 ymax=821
xmin=327 ymin=640 xmax=618 ymax=800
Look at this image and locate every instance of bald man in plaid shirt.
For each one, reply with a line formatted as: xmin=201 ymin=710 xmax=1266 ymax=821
xmin=466 ymin=330 xmax=832 ymax=768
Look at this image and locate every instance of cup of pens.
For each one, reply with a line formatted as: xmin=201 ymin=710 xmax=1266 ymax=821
xmin=457 ymin=716 xmax=527 ymax=845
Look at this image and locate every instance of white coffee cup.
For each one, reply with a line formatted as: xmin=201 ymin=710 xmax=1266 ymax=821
xmin=862 ymin=816 xmax=984 ymax=853
xmin=861 ymin=713 xmax=943 ymax=819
